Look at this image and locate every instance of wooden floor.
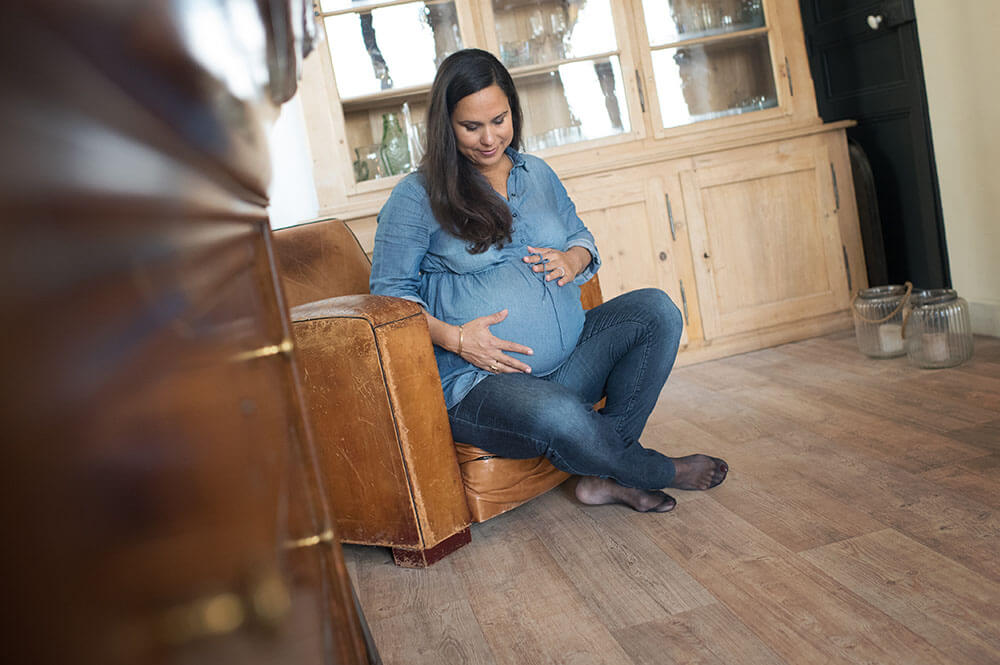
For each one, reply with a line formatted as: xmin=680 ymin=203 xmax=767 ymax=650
xmin=343 ymin=331 xmax=1000 ymax=665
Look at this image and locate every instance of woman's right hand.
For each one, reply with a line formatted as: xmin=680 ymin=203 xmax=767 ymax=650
xmin=458 ymin=309 xmax=534 ymax=374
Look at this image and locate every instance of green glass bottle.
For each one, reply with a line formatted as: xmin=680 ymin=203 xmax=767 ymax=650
xmin=379 ymin=112 xmax=412 ymax=176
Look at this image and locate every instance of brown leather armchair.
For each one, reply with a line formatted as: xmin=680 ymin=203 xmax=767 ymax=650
xmin=273 ymin=217 xmax=602 ymax=566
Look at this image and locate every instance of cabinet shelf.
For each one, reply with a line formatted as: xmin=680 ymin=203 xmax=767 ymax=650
xmin=649 ymin=25 xmax=768 ymax=52
xmin=506 ymin=51 xmax=619 ymax=79
xmin=341 ymin=84 xmax=432 ymax=113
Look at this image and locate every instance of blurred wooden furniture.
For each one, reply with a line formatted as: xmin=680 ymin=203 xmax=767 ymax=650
xmin=0 ymin=3 xmax=375 ymax=664
xmin=273 ymin=218 xmax=602 ymax=566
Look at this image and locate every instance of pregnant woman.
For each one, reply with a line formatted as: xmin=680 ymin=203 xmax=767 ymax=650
xmin=370 ymin=49 xmax=727 ymax=513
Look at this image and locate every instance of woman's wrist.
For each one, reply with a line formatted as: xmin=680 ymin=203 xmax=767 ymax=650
xmin=567 ymin=246 xmax=592 ymax=277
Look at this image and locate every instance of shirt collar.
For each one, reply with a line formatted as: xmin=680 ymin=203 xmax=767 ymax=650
xmin=505 ymin=146 xmax=528 ymax=171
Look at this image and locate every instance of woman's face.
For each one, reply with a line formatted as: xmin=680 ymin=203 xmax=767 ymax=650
xmin=450 ymin=84 xmax=513 ymax=173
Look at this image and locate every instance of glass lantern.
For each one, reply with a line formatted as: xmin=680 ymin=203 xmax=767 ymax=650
xmin=852 ymin=284 xmax=910 ymax=358
xmin=905 ymin=289 xmax=974 ymax=369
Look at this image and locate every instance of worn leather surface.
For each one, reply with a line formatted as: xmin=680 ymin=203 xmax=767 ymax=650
xmin=273 ymin=218 xmax=373 ymax=307
xmin=291 ymin=294 xmax=420 ymax=326
xmin=580 ymin=273 xmax=603 ymax=311
xmin=455 ymin=444 xmax=571 ymax=522
xmin=289 ymin=300 xmax=471 ymax=550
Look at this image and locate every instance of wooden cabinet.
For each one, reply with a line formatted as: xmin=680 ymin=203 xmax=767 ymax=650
xmin=564 ymin=165 xmax=692 ymax=347
xmin=680 ymin=136 xmax=851 ymax=341
xmin=298 ymin=0 xmax=868 ymax=362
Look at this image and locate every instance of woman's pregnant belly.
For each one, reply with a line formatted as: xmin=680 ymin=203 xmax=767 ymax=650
xmin=426 ymin=259 xmax=584 ymax=375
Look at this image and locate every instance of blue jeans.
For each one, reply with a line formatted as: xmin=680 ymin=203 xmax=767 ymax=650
xmin=447 ymin=288 xmax=683 ymax=490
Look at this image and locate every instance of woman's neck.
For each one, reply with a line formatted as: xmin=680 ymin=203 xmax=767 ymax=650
xmin=477 ymin=151 xmax=513 ymax=199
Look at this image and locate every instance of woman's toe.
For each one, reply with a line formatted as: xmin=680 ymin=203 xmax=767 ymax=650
xmin=709 ymin=457 xmax=728 ymax=488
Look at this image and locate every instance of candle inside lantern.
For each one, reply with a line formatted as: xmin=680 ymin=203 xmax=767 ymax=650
xmin=923 ymin=332 xmax=950 ymax=363
xmin=878 ymin=323 xmax=904 ymax=354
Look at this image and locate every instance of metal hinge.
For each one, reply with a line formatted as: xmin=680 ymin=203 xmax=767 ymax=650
xmin=831 ymin=163 xmax=840 ymax=211
xmin=785 ymin=57 xmax=794 ymax=96
xmin=842 ymin=245 xmax=852 ymax=292
xmin=284 ymin=528 xmax=335 ymax=550
xmin=635 ymin=69 xmax=646 ymax=113
xmin=665 ymin=193 xmax=677 ymax=240
xmin=231 ymin=338 xmax=293 ymax=363
xmin=679 ymin=279 xmax=690 ymax=325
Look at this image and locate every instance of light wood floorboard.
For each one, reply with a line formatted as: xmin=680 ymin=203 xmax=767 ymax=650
xmin=344 ymin=332 xmax=1000 ymax=665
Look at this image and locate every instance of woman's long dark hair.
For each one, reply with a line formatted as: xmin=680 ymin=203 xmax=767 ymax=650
xmin=420 ymin=49 xmax=523 ymax=254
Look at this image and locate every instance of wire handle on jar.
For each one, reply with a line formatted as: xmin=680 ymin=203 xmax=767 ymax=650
xmin=850 ymin=281 xmax=913 ymax=324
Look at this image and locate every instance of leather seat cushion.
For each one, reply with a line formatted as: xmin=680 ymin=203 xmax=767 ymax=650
xmin=454 ymin=442 xmax=570 ymax=522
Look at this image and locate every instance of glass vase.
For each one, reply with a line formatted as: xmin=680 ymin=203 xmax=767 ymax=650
xmin=905 ymin=289 xmax=974 ymax=368
xmin=379 ymin=112 xmax=411 ymax=176
xmin=852 ymin=284 xmax=911 ymax=358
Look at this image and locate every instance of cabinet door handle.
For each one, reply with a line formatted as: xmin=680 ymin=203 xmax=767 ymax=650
xmin=784 ymin=57 xmax=794 ymax=96
xmin=635 ymin=70 xmax=646 ymax=113
xmin=842 ymin=245 xmax=853 ymax=292
xmin=679 ymin=280 xmax=690 ymax=325
xmin=665 ymin=193 xmax=677 ymax=240
xmin=830 ymin=162 xmax=840 ymax=211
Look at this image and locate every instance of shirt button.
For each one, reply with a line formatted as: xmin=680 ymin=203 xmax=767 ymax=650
xmin=512 ymin=212 xmax=518 ymax=217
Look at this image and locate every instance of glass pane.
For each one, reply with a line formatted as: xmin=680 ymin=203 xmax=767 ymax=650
xmin=519 ymin=57 xmax=630 ymax=152
xmin=643 ymin=0 xmax=765 ymax=46
xmin=324 ymin=2 xmax=462 ymax=99
xmin=652 ymin=33 xmax=777 ymax=128
xmin=493 ymin=0 xmax=617 ymax=69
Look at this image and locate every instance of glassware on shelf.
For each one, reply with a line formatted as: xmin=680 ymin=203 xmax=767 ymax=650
xmin=353 ymin=144 xmax=388 ymax=182
xmin=493 ymin=0 xmax=616 ymax=68
xmin=400 ymin=102 xmax=426 ymax=167
xmin=905 ymin=289 xmax=974 ymax=368
xmin=646 ymin=0 xmax=765 ymax=45
xmin=851 ymin=284 xmax=911 ymax=358
xmin=652 ymin=33 xmax=777 ymax=129
xmin=379 ymin=112 xmax=412 ymax=176
xmin=518 ymin=57 xmax=629 ymax=152
xmin=737 ymin=0 xmax=765 ymax=27
xmin=499 ymin=40 xmax=531 ymax=68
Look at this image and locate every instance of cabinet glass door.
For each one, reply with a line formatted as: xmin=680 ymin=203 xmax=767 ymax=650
xmin=318 ymin=0 xmax=467 ymax=184
xmin=639 ymin=0 xmax=779 ymax=130
xmin=489 ymin=0 xmax=633 ymax=152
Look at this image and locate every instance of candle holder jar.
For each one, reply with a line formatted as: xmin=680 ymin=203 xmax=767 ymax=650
xmin=851 ymin=283 xmax=911 ymax=358
xmin=905 ymin=289 xmax=974 ymax=368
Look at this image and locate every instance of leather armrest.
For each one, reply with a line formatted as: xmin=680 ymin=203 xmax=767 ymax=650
xmin=289 ymin=294 xmax=422 ymax=327
xmin=288 ymin=292 xmax=471 ymax=549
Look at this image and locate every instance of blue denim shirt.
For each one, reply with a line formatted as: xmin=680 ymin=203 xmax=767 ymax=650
xmin=370 ymin=148 xmax=601 ymax=409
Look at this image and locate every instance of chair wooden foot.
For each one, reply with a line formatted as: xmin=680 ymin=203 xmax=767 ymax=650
xmin=391 ymin=528 xmax=471 ymax=568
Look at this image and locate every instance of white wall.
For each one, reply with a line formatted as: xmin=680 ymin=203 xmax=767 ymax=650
xmin=267 ymin=93 xmax=320 ymax=229
xmin=914 ymin=0 xmax=1000 ymax=336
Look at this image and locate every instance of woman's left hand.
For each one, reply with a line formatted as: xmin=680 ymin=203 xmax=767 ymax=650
xmin=523 ymin=245 xmax=590 ymax=287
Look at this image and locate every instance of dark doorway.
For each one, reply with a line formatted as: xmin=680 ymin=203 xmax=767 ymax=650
xmin=798 ymin=0 xmax=950 ymax=288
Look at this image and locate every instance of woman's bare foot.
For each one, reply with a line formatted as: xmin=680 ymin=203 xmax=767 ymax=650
xmin=669 ymin=455 xmax=728 ymax=490
xmin=575 ymin=476 xmax=676 ymax=513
